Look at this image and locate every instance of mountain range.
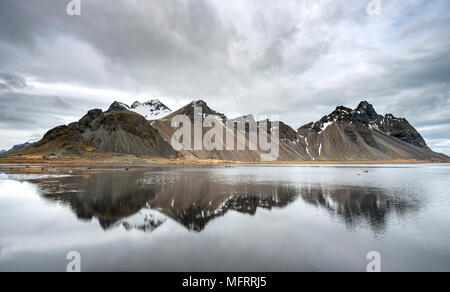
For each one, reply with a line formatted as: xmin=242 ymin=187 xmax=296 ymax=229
xmin=0 ymin=140 xmax=38 ymax=155
xmin=1 ymin=99 xmax=448 ymax=162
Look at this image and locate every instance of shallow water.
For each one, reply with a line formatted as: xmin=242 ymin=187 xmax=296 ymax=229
xmin=0 ymin=164 xmax=449 ymax=272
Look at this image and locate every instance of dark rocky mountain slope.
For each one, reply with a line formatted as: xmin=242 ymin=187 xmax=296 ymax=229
xmin=10 ymin=109 xmax=177 ymax=159
xmin=153 ymin=100 xmax=447 ymax=162
xmin=152 ymin=101 xmax=303 ymax=161
xmin=297 ymin=101 xmax=446 ymax=161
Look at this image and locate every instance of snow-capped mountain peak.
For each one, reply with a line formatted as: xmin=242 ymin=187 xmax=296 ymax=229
xmin=130 ymin=99 xmax=172 ymax=120
xmin=131 ymin=101 xmax=142 ymax=108
xmin=107 ymin=99 xmax=172 ymax=120
xmin=106 ymin=101 xmax=130 ymax=112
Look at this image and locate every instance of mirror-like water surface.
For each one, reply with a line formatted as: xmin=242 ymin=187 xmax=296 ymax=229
xmin=0 ymin=164 xmax=449 ymax=272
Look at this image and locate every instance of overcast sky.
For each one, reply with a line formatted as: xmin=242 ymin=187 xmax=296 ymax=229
xmin=0 ymin=0 xmax=449 ymax=154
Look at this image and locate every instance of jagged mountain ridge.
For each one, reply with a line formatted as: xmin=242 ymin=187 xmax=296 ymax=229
xmin=153 ymin=101 xmax=290 ymax=161
xmin=3 ymin=99 xmax=447 ymax=162
xmin=296 ymin=101 xmax=446 ymax=161
xmin=155 ymin=100 xmax=260 ymax=160
xmin=153 ymin=99 xmax=446 ymax=161
xmin=299 ymin=101 xmax=428 ymax=148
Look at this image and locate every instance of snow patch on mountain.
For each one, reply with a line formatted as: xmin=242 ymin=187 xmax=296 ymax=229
xmin=107 ymin=99 xmax=172 ymax=120
xmin=119 ymin=208 xmax=167 ymax=233
xmin=320 ymin=121 xmax=334 ymax=133
xmin=130 ymin=100 xmax=172 ymax=120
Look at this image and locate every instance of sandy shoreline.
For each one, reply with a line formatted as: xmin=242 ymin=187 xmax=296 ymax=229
xmin=0 ymin=154 xmax=448 ymax=167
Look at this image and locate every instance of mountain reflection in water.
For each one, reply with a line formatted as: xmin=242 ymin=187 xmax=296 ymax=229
xmin=300 ymin=186 xmax=420 ymax=234
xmin=3 ymin=167 xmax=421 ymax=235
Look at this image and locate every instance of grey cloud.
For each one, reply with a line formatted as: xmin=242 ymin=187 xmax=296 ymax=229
xmin=0 ymin=85 xmax=100 ymax=150
xmin=0 ymin=72 xmax=27 ymax=91
xmin=0 ymin=91 xmax=97 ymax=127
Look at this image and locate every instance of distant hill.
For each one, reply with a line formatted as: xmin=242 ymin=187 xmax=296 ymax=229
xmin=0 ymin=140 xmax=38 ymax=156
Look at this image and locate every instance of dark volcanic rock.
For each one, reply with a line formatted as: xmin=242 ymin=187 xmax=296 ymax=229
xmin=15 ymin=109 xmax=178 ymax=158
xmin=378 ymin=114 xmax=428 ymax=148
xmin=106 ymin=101 xmax=130 ymax=113
xmin=297 ymin=100 xmax=445 ymax=161
xmin=300 ymin=101 xmax=429 ymax=149
xmin=278 ymin=121 xmax=299 ymax=141
xmin=355 ymin=101 xmax=380 ymax=125
xmin=258 ymin=120 xmax=298 ymax=141
xmin=354 ymin=101 xmax=428 ymax=148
